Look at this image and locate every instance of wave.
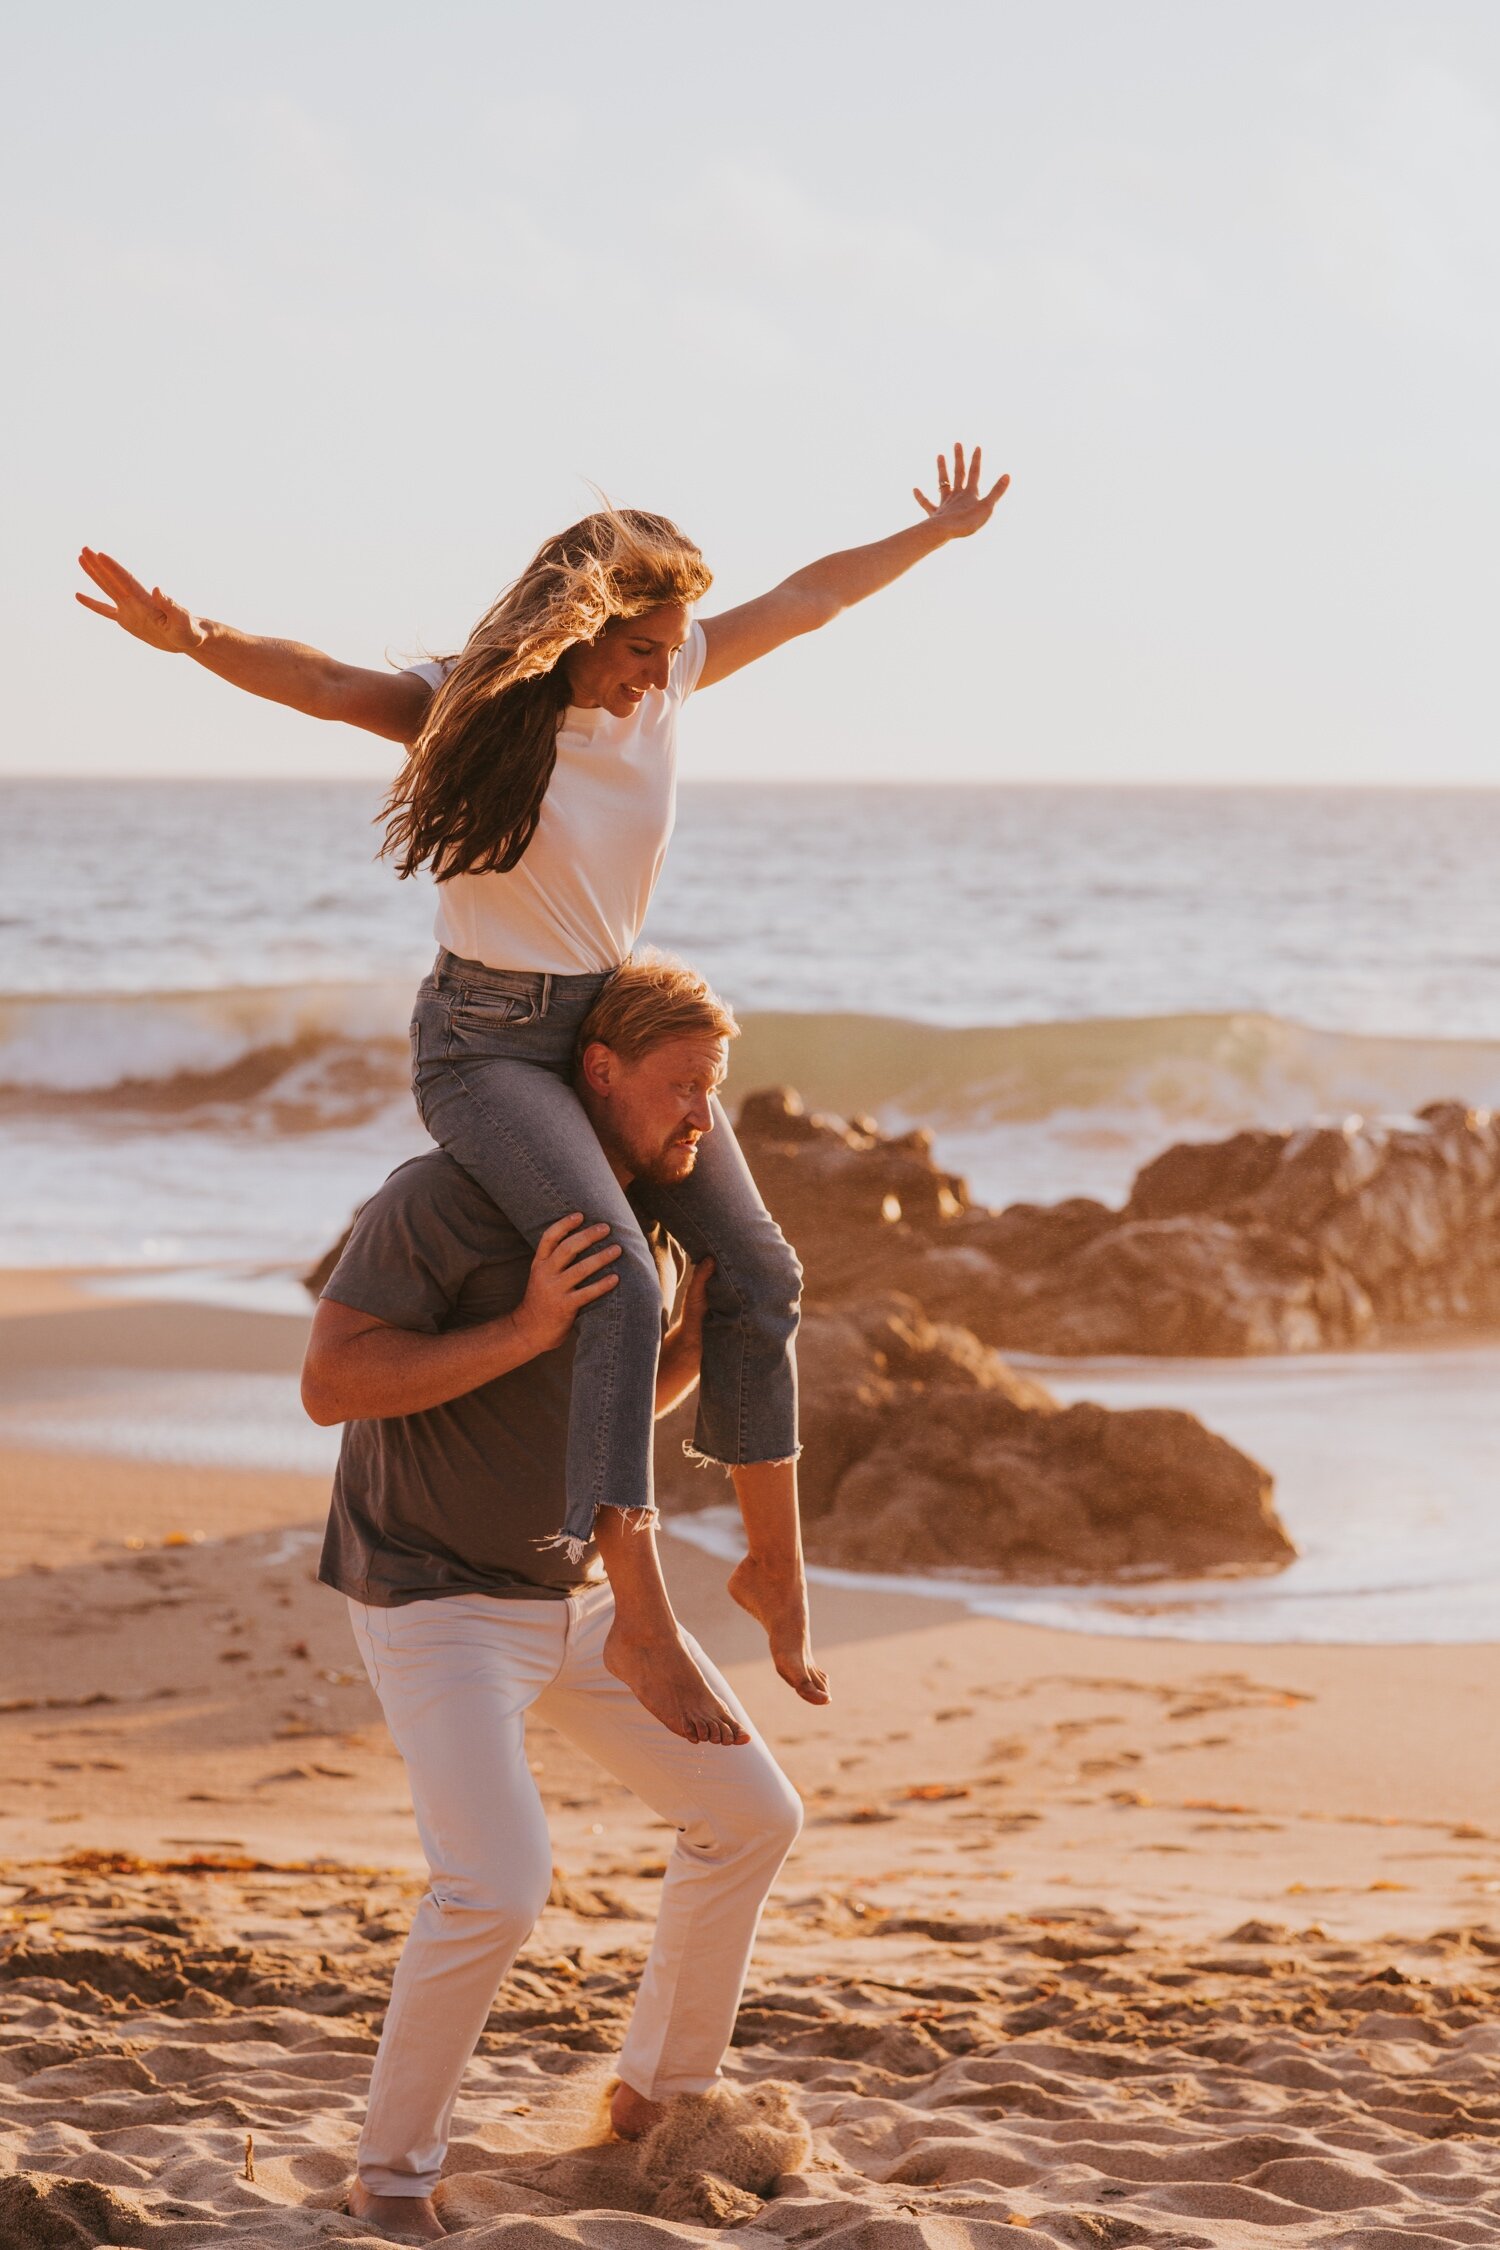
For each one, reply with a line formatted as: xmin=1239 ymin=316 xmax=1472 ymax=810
xmin=4 ymin=985 xmax=1500 ymax=1148
xmin=0 ymin=982 xmax=413 ymax=1119
xmin=731 ymin=1008 xmax=1500 ymax=1135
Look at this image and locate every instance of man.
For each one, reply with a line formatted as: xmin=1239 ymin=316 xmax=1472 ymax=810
xmin=301 ymin=958 xmax=815 ymax=2242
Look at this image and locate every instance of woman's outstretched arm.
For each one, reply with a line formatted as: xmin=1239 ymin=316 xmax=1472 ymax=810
xmin=697 ymin=443 xmax=1009 ymax=690
xmin=75 ymin=547 xmax=431 ymax=744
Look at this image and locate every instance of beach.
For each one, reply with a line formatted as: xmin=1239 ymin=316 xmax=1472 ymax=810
xmin=5 ymin=1269 xmax=1500 ymax=2245
xmin=6 ymin=777 xmax=1500 ymax=2239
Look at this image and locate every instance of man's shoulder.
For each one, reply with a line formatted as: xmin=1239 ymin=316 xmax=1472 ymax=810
xmin=356 ymin=1152 xmax=524 ymax=1245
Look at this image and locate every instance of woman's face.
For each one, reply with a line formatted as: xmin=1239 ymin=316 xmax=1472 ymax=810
xmin=566 ymin=603 xmax=691 ymax=717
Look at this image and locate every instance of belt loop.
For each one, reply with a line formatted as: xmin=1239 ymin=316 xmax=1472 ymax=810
xmin=539 ymin=973 xmax=553 ymax=1019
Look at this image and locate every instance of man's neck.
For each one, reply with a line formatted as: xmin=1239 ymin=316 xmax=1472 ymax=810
xmin=578 ymin=1095 xmax=634 ymax=1191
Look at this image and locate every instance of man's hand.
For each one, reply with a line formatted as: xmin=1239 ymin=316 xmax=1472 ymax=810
xmin=676 ymin=1255 xmax=714 ymax=1344
xmin=76 ymin=548 xmax=204 ymax=653
xmin=657 ymin=1256 xmax=715 ymax=1415
xmin=913 ymin=443 xmax=1010 ymax=541
xmin=513 ymin=1214 xmax=621 ymax=1355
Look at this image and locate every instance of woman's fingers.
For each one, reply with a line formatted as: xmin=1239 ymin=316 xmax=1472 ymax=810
xmin=913 ymin=485 xmax=936 ymax=516
xmin=968 ymin=444 xmax=982 ymax=491
xmin=77 ymin=553 xmax=128 ymax=602
xmin=936 ymin=452 xmax=952 ymax=497
xmin=986 ymin=471 xmax=1010 ymax=503
xmin=78 ymin=548 xmax=169 ymax=628
xmin=75 ymin=593 xmax=119 ymax=620
xmin=89 ymin=550 xmax=150 ymax=603
xmin=953 ymin=440 xmax=966 ymax=488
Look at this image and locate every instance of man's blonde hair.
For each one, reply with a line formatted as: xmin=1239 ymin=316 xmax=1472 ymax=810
xmin=577 ymin=955 xmax=738 ymax=1068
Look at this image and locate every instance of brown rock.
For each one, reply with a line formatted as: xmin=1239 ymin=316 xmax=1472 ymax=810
xmin=662 ymin=1293 xmax=1293 ymax=1582
xmin=733 ymin=1084 xmax=1500 ymax=1355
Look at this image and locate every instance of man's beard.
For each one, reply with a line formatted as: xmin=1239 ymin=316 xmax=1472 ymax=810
xmin=631 ymin=1136 xmax=701 ymax=1187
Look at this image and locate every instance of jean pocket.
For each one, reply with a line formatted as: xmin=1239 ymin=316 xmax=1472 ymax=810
xmin=449 ymin=990 xmax=538 ymax=1033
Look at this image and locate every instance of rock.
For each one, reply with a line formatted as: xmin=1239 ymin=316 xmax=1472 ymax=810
xmin=661 ymin=1293 xmax=1293 ymax=1581
xmin=734 ymin=1085 xmax=1500 ymax=1355
xmin=730 ymin=1087 xmax=968 ymax=1295
xmin=921 ymin=1215 xmax=1376 ymax=1356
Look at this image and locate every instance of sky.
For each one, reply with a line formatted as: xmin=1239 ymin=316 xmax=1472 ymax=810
xmin=7 ymin=0 xmax=1500 ymax=783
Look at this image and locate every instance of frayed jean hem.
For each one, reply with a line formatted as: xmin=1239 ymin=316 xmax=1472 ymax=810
xmin=679 ymin=1442 xmax=804 ymax=1473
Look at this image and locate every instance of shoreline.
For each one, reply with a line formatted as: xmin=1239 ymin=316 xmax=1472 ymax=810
xmin=4 ymin=1263 xmax=1497 ymax=1648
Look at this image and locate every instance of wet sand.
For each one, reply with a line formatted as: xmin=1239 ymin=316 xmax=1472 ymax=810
xmin=4 ymin=1273 xmax=1500 ymax=2243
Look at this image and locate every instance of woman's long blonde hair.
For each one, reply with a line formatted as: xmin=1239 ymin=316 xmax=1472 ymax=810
xmin=380 ymin=508 xmax=713 ymax=881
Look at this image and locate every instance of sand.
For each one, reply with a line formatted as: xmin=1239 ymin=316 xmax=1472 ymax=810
xmin=4 ymin=1271 xmax=1500 ymax=2245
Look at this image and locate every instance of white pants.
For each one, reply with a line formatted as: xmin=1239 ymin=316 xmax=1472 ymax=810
xmin=346 ymin=1584 xmax=803 ymax=2198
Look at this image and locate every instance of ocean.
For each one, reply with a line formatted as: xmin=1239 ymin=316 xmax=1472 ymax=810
xmin=4 ymin=776 xmax=1499 ymax=1643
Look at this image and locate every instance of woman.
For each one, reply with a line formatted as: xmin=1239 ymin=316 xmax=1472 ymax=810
xmin=76 ymin=444 xmax=1009 ymax=1741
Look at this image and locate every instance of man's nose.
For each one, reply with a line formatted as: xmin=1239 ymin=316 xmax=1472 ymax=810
xmin=687 ymin=1096 xmax=714 ymax=1134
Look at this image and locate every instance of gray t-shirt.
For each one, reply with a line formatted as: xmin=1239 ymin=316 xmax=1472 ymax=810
xmin=317 ymin=1151 xmax=680 ymax=1606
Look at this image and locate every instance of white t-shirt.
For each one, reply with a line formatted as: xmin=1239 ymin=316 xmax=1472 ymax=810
xmin=405 ymin=620 xmax=708 ymax=974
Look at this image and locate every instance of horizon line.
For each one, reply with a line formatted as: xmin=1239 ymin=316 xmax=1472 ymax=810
xmin=4 ymin=770 xmax=1499 ymax=795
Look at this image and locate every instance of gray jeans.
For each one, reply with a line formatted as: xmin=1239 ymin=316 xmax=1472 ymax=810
xmin=410 ymin=953 xmax=801 ymax=1548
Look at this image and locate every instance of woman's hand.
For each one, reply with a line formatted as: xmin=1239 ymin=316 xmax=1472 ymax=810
xmin=76 ymin=548 xmax=204 ymax=654
xmin=698 ymin=445 xmax=1011 ymax=689
xmin=514 ymin=1214 xmax=622 ymax=1355
xmin=913 ymin=443 xmax=1010 ymax=540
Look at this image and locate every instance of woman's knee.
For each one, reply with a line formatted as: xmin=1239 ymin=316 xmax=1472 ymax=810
xmin=585 ymin=1227 xmax=664 ymax=1325
xmin=719 ymin=1221 xmax=802 ymax=1336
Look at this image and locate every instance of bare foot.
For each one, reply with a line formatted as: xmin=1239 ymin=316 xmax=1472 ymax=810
xmin=728 ymin=1556 xmax=831 ymax=1704
xmin=604 ymin=1619 xmax=749 ymax=1745
xmin=611 ymin=2078 xmax=666 ymax=2139
xmin=346 ymin=2178 xmax=446 ymax=2240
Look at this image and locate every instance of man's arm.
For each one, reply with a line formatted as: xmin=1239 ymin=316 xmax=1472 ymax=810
xmin=697 ymin=443 xmax=1009 ymax=690
xmin=75 ymin=547 xmax=432 ymax=744
xmin=301 ymin=1215 xmax=619 ymax=1424
xmin=655 ymin=1258 xmax=713 ymax=1418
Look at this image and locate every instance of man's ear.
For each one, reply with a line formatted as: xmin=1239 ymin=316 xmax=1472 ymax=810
xmin=578 ymin=1039 xmax=617 ymax=1098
